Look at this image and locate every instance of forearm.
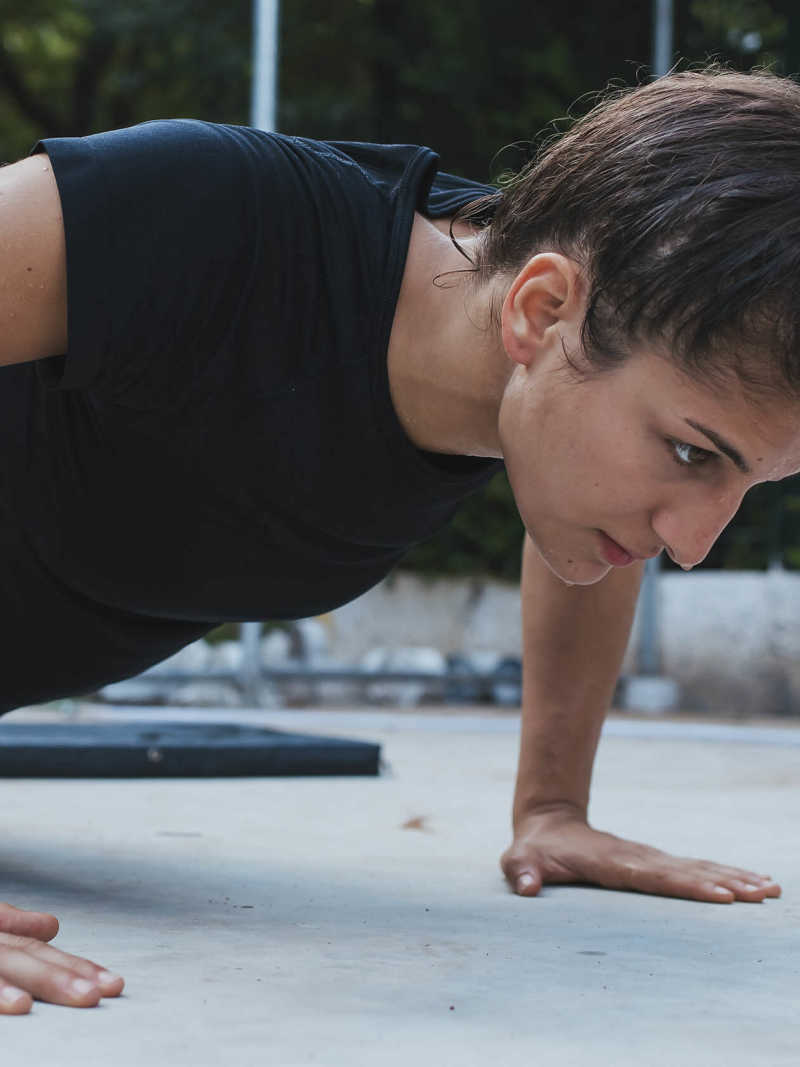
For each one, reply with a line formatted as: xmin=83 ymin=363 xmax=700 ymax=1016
xmin=513 ymin=535 xmax=643 ymax=826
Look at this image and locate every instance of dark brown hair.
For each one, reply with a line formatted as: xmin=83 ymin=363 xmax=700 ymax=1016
xmin=454 ymin=65 xmax=800 ymax=397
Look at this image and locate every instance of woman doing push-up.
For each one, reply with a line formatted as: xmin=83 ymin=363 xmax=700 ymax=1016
xmin=0 ymin=66 xmax=796 ymax=1013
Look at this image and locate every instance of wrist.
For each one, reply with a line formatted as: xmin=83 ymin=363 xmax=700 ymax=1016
xmin=512 ymin=797 xmax=588 ymax=832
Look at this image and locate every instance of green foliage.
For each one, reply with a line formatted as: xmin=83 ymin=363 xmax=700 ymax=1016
xmin=0 ymin=0 xmax=797 ymax=575
xmin=0 ymin=0 xmax=251 ymax=158
xmin=399 ymin=471 xmax=524 ymax=582
xmin=689 ymin=0 xmax=786 ymax=63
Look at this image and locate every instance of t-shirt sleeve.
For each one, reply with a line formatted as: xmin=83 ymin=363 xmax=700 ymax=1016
xmin=425 ymin=170 xmax=498 ymax=221
xmin=29 ymin=119 xmax=264 ymax=399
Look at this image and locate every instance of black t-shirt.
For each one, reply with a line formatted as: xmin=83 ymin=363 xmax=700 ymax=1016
xmin=0 ymin=120 xmax=502 ymax=623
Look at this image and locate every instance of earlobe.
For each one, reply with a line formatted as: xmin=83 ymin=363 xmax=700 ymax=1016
xmin=501 ymin=301 xmax=536 ymax=367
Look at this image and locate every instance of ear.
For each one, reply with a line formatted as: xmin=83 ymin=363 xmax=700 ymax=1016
xmin=500 ymin=254 xmax=584 ymax=368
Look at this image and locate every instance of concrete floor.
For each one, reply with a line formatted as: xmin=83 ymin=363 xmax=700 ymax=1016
xmin=1 ymin=705 xmax=799 ymax=1066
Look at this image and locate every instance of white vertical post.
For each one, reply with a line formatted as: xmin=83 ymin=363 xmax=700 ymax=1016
xmin=251 ymin=0 xmax=280 ymax=131
xmin=635 ymin=1 xmax=674 ymax=677
xmin=652 ymin=0 xmax=674 ymax=77
xmin=240 ymin=0 xmax=281 ymax=704
xmin=637 ymin=558 xmax=661 ymax=674
xmin=240 ymin=618 xmax=264 ymax=706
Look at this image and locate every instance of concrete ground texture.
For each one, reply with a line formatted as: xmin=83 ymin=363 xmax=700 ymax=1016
xmin=1 ymin=705 xmax=799 ymax=1066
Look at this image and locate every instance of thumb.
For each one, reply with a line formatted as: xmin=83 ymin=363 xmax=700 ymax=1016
xmin=500 ymin=851 xmax=544 ymax=897
xmin=0 ymin=902 xmax=59 ymax=942
xmin=513 ymin=870 xmax=543 ymax=897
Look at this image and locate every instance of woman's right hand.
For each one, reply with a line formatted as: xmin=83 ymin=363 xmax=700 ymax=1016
xmin=0 ymin=902 xmax=124 ymax=1014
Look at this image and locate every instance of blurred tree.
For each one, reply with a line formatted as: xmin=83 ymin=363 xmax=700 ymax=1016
xmin=0 ymin=0 xmax=251 ymax=158
xmin=687 ymin=0 xmax=786 ymax=65
xmin=279 ymin=0 xmax=651 ymax=180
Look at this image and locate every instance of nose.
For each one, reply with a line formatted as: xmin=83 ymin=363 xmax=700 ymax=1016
xmin=652 ymin=485 xmax=745 ymax=570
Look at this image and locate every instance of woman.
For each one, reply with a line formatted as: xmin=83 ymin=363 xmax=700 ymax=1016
xmin=0 ymin=66 xmax=793 ymax=1013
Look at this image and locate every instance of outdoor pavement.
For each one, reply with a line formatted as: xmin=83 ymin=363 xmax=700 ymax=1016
xmin=1 ymin=704 xmax=799 ymax=1066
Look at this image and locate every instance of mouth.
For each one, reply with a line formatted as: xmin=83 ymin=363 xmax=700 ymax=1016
xmin=597 ymin=531 xmax=647 ymax=567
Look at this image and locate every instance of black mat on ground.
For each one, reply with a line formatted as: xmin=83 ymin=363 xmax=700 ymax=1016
xmin=0 ymin=722 xmax=381 ymax=778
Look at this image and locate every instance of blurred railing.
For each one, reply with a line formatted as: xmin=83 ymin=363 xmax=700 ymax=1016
xmin=132 ymin=624 xmax=524 ymax=708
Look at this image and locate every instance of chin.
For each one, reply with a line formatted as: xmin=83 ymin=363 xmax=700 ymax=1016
xmin=536 ymin=546 xmax=612 ymax=586
xmin=554 ymin=563 xmax=613 ymax=587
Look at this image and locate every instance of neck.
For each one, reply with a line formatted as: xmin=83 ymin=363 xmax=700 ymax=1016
xmin=386 ymin=213 xmax=510 ymax=459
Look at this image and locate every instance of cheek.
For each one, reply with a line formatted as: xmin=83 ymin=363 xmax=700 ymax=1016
xmin=577 ymin=422 xmax=653 ymax=500
xmin=509 ymin=441 xmax=646 ymax=532
xmin=498 ymin=378 xmax=647 ymax=516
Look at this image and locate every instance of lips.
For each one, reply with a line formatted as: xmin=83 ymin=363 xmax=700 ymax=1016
xmin=598 ymin=532 xmax=662 ymax=566
xmin=598 ymin=531 xmax=636 ymax=567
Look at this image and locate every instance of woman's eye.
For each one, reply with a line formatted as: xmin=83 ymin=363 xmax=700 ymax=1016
xmin=670 ymin=439 xmax=714 ymax=467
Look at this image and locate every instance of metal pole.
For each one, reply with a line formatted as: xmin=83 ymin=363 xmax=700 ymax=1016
xmin=637 ymin=558 xmax=661 ymax=674
xmin=251 ymin=0 xmax=280 ymax=132
xmin=634 ymin=0 xmax=674 ymax=677
xmin=240 ymin=0 xmax=281 ymax=703
xmin=652 ymin=0 xmax=674 ymax=78
xmin=635 ymin=0 xmax=674 ymax=678
xmin=240 ymin=618 xmax=264 ymax=705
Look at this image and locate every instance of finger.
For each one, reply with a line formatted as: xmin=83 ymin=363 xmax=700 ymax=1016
xmin=735 ymin=875 xmax=781 ymax=895
xmin=724 ymin=879 xmax=778 ymax=903
xmin=593 ymin=856 xmax=726 ymax=902
xmin=692 ymin=872 xmax=781 ymax=902
xmin=644 ymin=879 xmax=738 ymax=904
xmin=627 ymin=876 xmax=767 ymax=905
xmin=500 ymin=852 xmax=544 ymax=896
xmin=9 ymin=938 xmax=124 ymax=998
xmin=687 ymin=866 xmax=782 ymax=900
xmin=604 ymin=853 xmax=783 ymax=904
xmin=701 ymin=866 xmax=776 ymax=886
xmin=0 ymin=902 xmax=59 ymax=942
xmin=513 ymin=869 xmax=543 ymax=896
xmin=0 ymin=946 xmax=102 ymax=1007
xmin=0 ymin=982 xmax=33 ymax=1015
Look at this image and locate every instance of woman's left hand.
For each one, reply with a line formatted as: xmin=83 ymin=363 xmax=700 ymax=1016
xmin=501 ymin=806 xmax=782 ymax=904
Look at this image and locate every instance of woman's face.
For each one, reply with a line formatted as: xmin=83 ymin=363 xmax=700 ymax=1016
xmin=498 ymin=346 xmax=800 ymax=586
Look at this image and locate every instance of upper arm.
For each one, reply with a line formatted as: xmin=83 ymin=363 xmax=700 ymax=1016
xmin=0 ymin=155 xmax=67 ymax=368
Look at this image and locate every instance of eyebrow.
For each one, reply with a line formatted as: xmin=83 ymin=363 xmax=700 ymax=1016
xmin=683 ymin=419 xmax=751 ymax=474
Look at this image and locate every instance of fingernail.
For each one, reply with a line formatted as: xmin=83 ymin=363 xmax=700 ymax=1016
xmin=712 ymin=885 xmax=732 ymax=896
xmin=71 ymin=978 xmax=97 ymax=997
xmin=517 ymin=873 xmax=535 ymax=892
xmin=98 ymin=971 xmax=122 ymax=986
xmin=1 ymin=987 xmax=26 ymax=1006
xmin=744 ymin=883 xmax=760 ymax=892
